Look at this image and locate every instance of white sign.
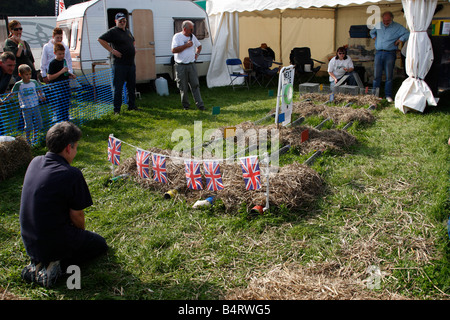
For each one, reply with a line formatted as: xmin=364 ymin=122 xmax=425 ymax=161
xmin=275 ymin=65 xmax=295 ymax=127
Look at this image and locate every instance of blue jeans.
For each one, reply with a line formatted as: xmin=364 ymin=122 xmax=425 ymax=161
xmin=373 ymin=50 xmax=396 ymax=98
xmin=113 ymin=64 xmax=136 ymax=112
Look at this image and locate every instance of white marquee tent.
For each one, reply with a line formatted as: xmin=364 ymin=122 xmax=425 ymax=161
xmin=205 ymin=0 xmax=448 ymax=113
xmin=395 ymin=0 xmax=438 ymax=113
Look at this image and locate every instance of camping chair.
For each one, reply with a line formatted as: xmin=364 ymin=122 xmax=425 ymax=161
xmin=289 ymin=47 xmax=325 ymax=83
xmin=226 ymin=58 xmax=249 ymax=90
xmin=248 ymin=48 xmax=282 ymax=88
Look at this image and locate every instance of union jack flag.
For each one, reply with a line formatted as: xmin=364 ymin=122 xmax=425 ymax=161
xmin=239 ymin=156 xmax=261 ymax=190
xmin=136 ymin=149 xmax=150 ymax=179
xmin=108 ymin=136 xmax=121 ymax=166
xmin=152 ymin=154 xmax=167 ymax=183
xmin=203 ymin=160 xmax=224 ymax=191
xmin=185 ymin=160 xmax=203 ymax=190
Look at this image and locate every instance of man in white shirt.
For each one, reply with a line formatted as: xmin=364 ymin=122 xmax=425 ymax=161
xmin=171 ymin=20 xmax=205 ymax=111
xmin=40 ymin=28 xmax=73 ymax=84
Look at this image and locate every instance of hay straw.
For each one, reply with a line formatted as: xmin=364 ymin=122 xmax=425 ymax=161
xmin=114 ymin=119 xmax=359 ymax=213
xmin=300 ymin=93 xmax=381 ymax=107
xmin=117 ymin=154 xmax=324 ymax=213
xmin=280 ymin=125 xmax=357 ymax=154
xmin=291 ymin=101 xmax=376 ymax=125
xmin=224 ymin=261 xmax=409 ymax=300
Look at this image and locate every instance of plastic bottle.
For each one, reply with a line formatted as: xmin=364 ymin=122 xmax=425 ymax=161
xmin=193 ymin=196 xmax=214 ymax=208
xmin=109 ymin=173 xmax=129 ymax=182
xmin=64 ymin=59 xmax=69 ymax=76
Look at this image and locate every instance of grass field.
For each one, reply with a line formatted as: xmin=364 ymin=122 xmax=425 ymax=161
xmin=1 ymin=77 xmax=449 ymax=300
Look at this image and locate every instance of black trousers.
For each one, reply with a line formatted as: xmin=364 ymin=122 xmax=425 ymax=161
xmin=60 ymin=226 xmax=108 ymax=270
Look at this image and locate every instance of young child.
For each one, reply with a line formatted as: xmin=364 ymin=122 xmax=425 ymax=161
xmin=11 ymin=64 xmax=45 ymax=143
xmin=47 ymin=43 xmax=76 ymax=122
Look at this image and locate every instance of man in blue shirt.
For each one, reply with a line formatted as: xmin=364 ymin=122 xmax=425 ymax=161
xmin=370 ymin=11 xmax=409 ymax=102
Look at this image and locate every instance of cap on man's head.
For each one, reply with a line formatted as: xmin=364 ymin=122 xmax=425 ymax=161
xmin=115 ymin=12 xmax=126 ymax=20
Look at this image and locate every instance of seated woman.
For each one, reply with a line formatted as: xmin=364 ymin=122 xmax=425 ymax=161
xmin=328 ymin=47 xmax=356 ymax=93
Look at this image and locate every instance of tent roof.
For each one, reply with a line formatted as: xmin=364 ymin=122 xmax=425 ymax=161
xmin=206 ymin=0 xmax=397 ymax=15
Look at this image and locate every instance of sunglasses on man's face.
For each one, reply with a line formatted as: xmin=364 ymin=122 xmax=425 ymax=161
xmin=13 ymin=27 xmax=23 ymax=31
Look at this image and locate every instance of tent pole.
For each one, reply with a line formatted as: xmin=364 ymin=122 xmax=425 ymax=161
xmin=333 ymin=5 xmax=338 ymax=52
xmin=279 ymin=10 xmax=283 ymax=64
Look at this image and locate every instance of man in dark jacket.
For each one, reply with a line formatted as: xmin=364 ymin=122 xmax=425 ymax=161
xmin=0 ymin=51 xmax=16 ymax=94
xmin=98 ymin=12 xmax=137 ymax=114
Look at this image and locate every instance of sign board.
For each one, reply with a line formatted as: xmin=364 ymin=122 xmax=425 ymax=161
xmin=431 ymin=18 xmax=450 ymax=36
xmin=275 ymin=65 xmax=295 ymax=127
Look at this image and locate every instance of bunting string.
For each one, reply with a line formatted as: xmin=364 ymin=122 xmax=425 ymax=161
xmin=107 ymin=134 xmax=270 ymax=194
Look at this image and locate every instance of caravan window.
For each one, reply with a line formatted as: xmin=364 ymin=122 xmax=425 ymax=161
xmin=59 ymin=24 xmax=71 ymax=48
xmin=173 ymin=19 xmax=209 ymax=40
xmin=70 ymin=21 xmax=78 ymax=50
xmin=58 ymin=20 xmax=78 ymax=50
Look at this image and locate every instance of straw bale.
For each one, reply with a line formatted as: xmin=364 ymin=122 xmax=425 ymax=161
xmin=300 ymin=93 xmax=381 ymax=106
xmin=291 ymin=101 xmax=376 ymax=125
xmin=0 ymin=136 xmax=32 ymax=181
xmin=215 ymin=121 xmax=358 ymax=155
xmin=117 ymin=153 xmax=324 ymax=213
xmin=280 ymin=125 xmax=357 ymax=154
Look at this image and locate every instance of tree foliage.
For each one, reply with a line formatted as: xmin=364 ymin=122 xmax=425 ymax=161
xmin=0 ymin=0 xmax=85 ymax=17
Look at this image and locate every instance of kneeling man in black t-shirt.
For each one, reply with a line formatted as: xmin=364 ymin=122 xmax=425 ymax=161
xmin=19 ymin=121 xmax=107 ymax=287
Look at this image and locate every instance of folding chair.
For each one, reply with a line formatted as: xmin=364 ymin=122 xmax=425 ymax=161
xmin=226 ymin=58 xmax=249 ymax=90
xmin=248 ymin=48 xmax=282 ymax=88
xmin=289 ymin=47 xmax=325 ymax=83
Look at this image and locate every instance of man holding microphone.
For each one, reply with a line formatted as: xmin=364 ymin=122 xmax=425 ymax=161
xmin=171 ymin=20 xmax=205 ymax=111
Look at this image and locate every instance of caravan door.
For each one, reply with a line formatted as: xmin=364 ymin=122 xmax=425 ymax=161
xmin=132 ymin=9 xmax=156 ymax=82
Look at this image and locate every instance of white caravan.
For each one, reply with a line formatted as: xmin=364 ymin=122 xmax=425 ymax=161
xmin=56 ymin=0 xmax=212 ymax=83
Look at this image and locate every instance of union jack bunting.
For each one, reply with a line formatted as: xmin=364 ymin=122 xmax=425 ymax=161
xmin=108 ymin=136 xmax=121 ymax=166
xmin=185 ymin=160 xmax=203 ymax=190
xmin=203 ymin=160 xmax=224 ymax=191
xmin=136 ymin=149 xmax=150 ymax=179
xmin=152 ymin=154 xmax=167 ymax=183
xmin=239 ymin=156 xmax=261 ymax=190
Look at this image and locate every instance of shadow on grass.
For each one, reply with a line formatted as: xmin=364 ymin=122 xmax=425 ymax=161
xmin=51 ymin=247 xmax=223 ymax=300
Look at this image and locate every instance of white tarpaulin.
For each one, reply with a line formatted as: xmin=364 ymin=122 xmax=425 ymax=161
xmin=394 ymin=0 xmax=438 ymax=113
xmin=207 ymin=12 xmax=242 ymax=88
xmin=205 ymin=0 xmax=398 ymax=88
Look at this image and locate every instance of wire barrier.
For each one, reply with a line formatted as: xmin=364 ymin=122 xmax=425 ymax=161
xmin=0 ymin=69 xmax=127 ymax=145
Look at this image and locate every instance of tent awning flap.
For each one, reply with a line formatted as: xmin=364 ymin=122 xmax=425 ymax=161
xmin=206 ymin=0 xmax=397 ymax=15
